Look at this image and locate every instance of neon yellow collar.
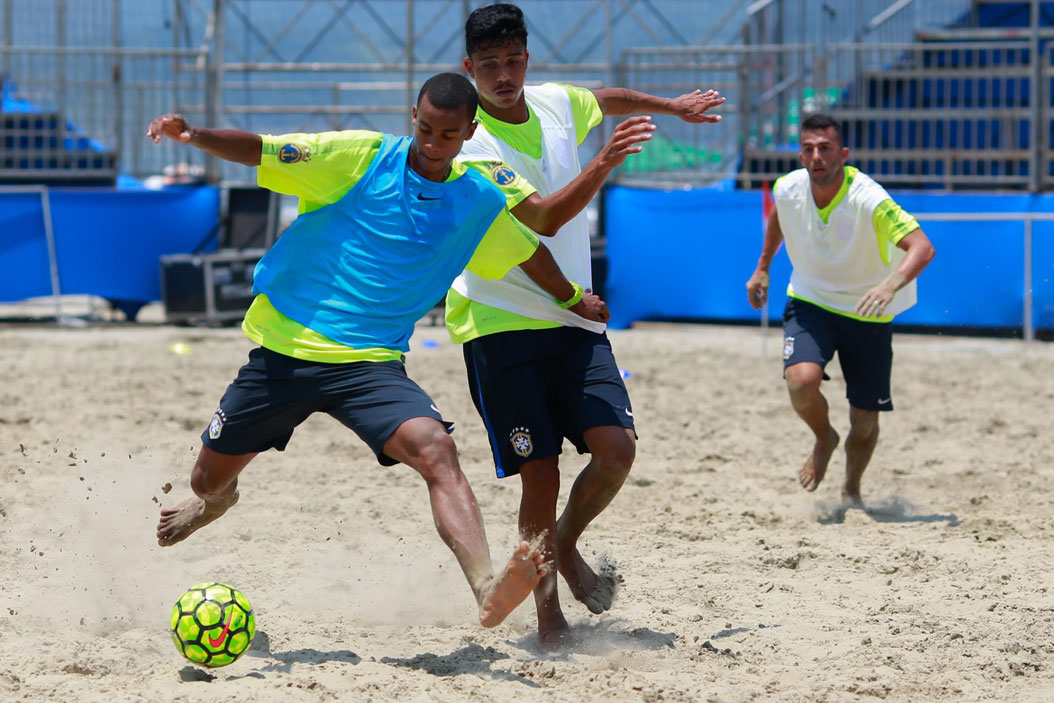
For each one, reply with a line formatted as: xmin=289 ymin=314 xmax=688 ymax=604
xmin=814 ymin=165 xmax=856 ymax=224
xmin=474 ymin=104 xmax=542 ymax=159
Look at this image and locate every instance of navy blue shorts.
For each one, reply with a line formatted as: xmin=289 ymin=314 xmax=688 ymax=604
xmin=782 ymin=298 xmax=894 ymax=411
xmin=202 ymin=347 xmax=450 ymax=465
xmin=463 ymin=326 xmax=635 ymax=479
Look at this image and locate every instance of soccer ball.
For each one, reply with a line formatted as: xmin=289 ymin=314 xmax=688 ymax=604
xmin=170 ymin=582 xmax=256 ymax=667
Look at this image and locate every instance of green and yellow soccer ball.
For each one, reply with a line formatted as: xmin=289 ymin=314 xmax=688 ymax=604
xmin=170 ymin=582 xmax=256 ymax=667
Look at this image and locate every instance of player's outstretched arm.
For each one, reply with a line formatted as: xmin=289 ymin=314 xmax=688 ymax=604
xmin=146 ymin=113 xmax=262 ymax=166
xmin=519 ymin=243 xmax=610 ymax=323
xmin=594 ymin=88 xmax=725 ymax=124
xmin=855 ymin=228 xmax=936 ymax=317
xmin=746 ymin=209 xmax=785 ymax=310
xmin=511 ymin=116 xmax=656 ymax=237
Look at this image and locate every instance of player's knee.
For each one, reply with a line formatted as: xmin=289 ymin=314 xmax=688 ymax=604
xmin=785 ymin=363 xmax=823 ymax=394
xmin=410 ymin=429 xmax=459 ymax=482
xmin=519 ymin=459 xmax=560 ymax=493
xmin=850 ymin=410 xmax=880 ymax=438
xmin=593 ymin=434 xmax=635 ymax=480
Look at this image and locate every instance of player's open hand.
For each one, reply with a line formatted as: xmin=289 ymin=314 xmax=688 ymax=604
xmin=671 ymin=89 xmax=725 ymax=124
xmin=746 ymin=269 xmax=769 ymax=310
xmin=147 ymin=113 xmax=194 ymax=144
xmin=599 ymin=116 xmax=657 ymax=168
xmin=855 ymin=283 xmax=896 ymax=318
xmin=570 ymin=291 xmax=610 ymax=323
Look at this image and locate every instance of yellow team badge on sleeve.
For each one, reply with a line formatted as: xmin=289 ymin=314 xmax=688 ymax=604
xmin=490 ymin=163 xmax=518 ymax=186
xmin=278 ymin=143 xmax=311 ymax=164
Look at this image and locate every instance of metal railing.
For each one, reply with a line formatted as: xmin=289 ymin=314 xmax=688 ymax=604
xmin=619 ymin=37 xmax=1054 ymax=190
xmin=1 ymin=0 xmax=1048 ymax=188
xmin=1 ymin=46 xmax=207 ymax=181
xmin=913 ymin=211 xmax=1054 ymax=342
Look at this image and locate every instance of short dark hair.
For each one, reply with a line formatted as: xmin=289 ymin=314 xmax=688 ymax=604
xmin=417 ymin=72 xmax=478 ymax=122
xmin=465 ymin=3 xmax=528 ymax=57
xmin=800 ymin=113 xmax=844 ymax=146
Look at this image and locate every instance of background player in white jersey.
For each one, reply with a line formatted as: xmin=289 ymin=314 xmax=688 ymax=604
xmin=746 ymin=113 xmax=936 ymax=506
xmin=451 ymin=3 xmax=725 ymax=648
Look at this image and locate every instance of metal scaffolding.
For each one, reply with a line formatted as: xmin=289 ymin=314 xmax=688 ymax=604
xmin=0 ymin=0 xmax=1051 ymax=190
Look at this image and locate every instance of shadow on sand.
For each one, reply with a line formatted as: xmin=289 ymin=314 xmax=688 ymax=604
xmin=379 ymin=622 xmax=677 ymax=685
xmin=381 ymin=642 xmax=540 ymax=686
xmin=235 ymin=631 xmax=362 ymax=676
xmin=815 ymin=496 xmax=960 ymax=526
xmin=508 ymin=620 xmax=677 ymax=659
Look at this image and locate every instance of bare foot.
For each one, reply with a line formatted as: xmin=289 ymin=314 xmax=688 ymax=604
xmin=799 ymin=427 xmax=839 ymax=492
xmin=156 ymin=491 xmax=239 ymax=547
xmin=538 ymin=621 xmax=573 ymax=652
xmin=478 ymin=542 xmax=546 ymax=628
xmin=841 ymin=483 xmax=864 ymax=508
xmin=558 ymin=548 xmax=619 ymax=614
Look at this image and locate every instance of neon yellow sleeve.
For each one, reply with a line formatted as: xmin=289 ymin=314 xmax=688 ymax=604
xmin=872 ymin=199 xmax=920 ymax=245
xmin=462 ymin=160 xmax=537 ymax=208
xmin=257 ymin=130 xmax=383 ymax=213
xmin=558 ymin=83 xmax=604 ymax=145
xmin=465 ymin=207 xmax=540 ymax=280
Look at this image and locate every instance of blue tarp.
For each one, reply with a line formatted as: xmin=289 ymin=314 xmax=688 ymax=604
xmin=604 ymin=185 xmax=1054 ymax=332
xmin=0 ymin=187 xmax=219 ymax=306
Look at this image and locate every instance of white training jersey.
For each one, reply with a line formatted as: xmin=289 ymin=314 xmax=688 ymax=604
xmin=452 ymin=83 xmax=605 ymax=333
xmin=773 ymin=166 xmax=917 ymax=317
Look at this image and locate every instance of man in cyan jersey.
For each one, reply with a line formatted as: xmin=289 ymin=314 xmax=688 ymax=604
xmin=449 ymin=4 xmax=725 ymax=647
xmin=746 ymin=113 xmax=936 ymax=507
xmin=148 ymin=73 xmax=609 ymax=629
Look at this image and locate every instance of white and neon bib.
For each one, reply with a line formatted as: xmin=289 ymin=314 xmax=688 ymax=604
xmin=452 ymin=83 xmax=604 ymax=334
xmin=774 ymin=166 xmax=918 ymax=319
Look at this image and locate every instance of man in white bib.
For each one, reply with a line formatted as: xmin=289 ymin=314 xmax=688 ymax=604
xmin=746 ymin=114 xmax=936 ymax=507
xmin=449 ymin=3 xmax=724 ymax=648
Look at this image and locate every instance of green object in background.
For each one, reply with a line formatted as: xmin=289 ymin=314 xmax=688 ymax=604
xmin=802 ymin=86 xmax=817 ymax=114
xmin=621 ymin=132 xmax=719 ymax=173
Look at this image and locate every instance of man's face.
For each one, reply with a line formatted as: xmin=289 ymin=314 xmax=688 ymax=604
xmin=798 ymin=127 xmax=849 ymax=187
xmin=463 ymin=39 xmax=529 ymax=110
xmin=411 ymin=95 xmax=477 ymax=179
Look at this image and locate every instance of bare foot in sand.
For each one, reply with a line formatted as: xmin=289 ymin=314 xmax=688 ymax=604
xmin=842 ymin=478 xmax=864 ymax=508
xmin=539 ymin=621 xmax=573 ymax=652
xmin=799 ymin=427 xmax=840 ymax=492
xmin=156 ymin=491 xmax=239 ymax=546
xmin=478 ymin=542 xmax=546 ymax=628
xmin=557 ymin=546 xmax=619 ymax=614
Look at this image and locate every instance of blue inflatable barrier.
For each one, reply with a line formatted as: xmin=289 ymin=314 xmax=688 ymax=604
xmin=0 ymin=191 xmax=55 ymax=302
xmin=0 ymin=186 xmax=220 ymax=313
xmin=604 ymin=184 xmax=1054 ymax=333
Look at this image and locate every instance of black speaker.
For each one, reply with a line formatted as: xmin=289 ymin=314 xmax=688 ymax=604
xmin=160 ymin=249 xmax=267 ymax=323
xmin=222 ymin=186 xmax=278 ymax=250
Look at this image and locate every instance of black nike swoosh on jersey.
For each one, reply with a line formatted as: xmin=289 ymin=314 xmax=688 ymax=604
xmin=417 ymin=193 xmax=442 ymax=201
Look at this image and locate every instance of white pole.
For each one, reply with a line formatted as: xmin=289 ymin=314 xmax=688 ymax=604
xmin=40 ymin=186 xmax=62 ymax=321
xmin=1024 ymin=218 xmax=1034 ymax=343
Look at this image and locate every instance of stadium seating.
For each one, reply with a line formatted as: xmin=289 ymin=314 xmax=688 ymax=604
xmin=743 ymin=0 xmax=1054 ymax=189
xmin=0 ymin=82 xmax=118 ymax=186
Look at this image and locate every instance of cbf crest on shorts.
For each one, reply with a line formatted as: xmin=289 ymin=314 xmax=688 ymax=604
xmin=278 ymin=143 xmax=311 ymax=164
xmin=509 ymin=426 xmax=533 ymax=458
xmin=783 ymin=336 xmax=795 ymax=360
xmin=490 ymin=163 xmax=518 ymax=186
xmin=208 ymin=408 xmax=227 ymax=440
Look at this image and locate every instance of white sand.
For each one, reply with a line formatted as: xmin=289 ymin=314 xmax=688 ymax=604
xmin=1 ymin=316 xmax=1052 ymax=701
